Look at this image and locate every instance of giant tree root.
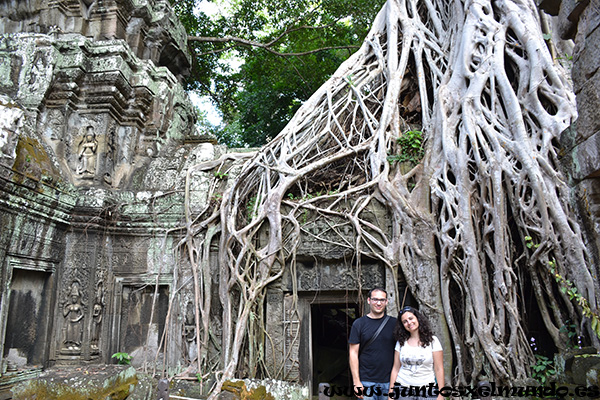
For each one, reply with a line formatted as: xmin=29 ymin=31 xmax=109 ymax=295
xmin=178 ymin=0 xmax=597 ymax=396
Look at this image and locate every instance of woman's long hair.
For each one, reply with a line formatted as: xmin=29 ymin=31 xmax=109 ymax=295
xmin=393 ymin=306 xmax=434 ymax=347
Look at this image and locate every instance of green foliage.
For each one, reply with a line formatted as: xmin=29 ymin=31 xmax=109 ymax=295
xmin=214 ymin=171 xmax=229 ymax=179
xmin=215 ymin=120 xmax=245 ymax=148
xmin=111 ymin=352 xmax=131 ymax=365
xmin=246 ymin=195 xmax=261 ymax=222
xmin=559 ymin=320 xmax=581 ymax=348
xmin=171 ymin=0 xmax=386 ymax=147
xmin=530 ymin=354 xmax=556 ymax=385
xmin=524 ymin=235 xmax=540 ymax=249
xmin=524 ymin=235 xmax=600 ymax=341
xmin=556 ymin=52 xmax=574 ymax=76
xmin=548 ymin=260 xmax=600 ymax=340
xmin=557 ymin=52 xmax=573 ymax=61
xmin=286 ymin=192 xmax=320 ymax=202
xmin=388 ymin=130 xmax=425 ymax=164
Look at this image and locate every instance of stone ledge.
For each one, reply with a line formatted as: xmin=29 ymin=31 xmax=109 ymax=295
xmin=11 ymin=365 xmax=138 ymax=400
xmin=0 ymin=367 xmax=42 ymax=400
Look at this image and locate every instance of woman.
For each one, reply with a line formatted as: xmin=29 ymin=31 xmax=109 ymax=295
xmin=388 ymin=306 xmax=444 ymax=400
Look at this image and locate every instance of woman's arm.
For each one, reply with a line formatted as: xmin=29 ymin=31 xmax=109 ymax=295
xmin=432 ymin=350 xmax=444 ymax=399
xmin=389 ymin=350 xmax=401 ymax=397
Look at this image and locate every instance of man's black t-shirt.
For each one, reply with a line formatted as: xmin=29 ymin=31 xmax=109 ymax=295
xmin=349 ymin=314 xmax=397 ymax=382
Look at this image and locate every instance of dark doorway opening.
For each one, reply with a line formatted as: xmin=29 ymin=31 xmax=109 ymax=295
xmin=119 ymin=285 xmax=169 ymax=355
xmin=4 ymin=268 xmax=51 ymax=366
xmin=524 ymin=273 xmax=559 ymax=356
xmin=311 ymin=302 xmax=358 ymax=397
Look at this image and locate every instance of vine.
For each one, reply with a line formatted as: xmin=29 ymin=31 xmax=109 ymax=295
xmin=549 ymin=260 xmax=600 ymax=340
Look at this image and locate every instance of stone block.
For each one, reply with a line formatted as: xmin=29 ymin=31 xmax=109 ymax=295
xmin=588 ymin=366 xmax=600 ymax=387
xmin=219 ymin=379 xmax=309 ymax=400
xmin=580 ymin=1 xmax=600 ymax=36
xmin=11 ymin=365 xmax=138 ymax=400
xmin=574 ymin=75 xmax=600 ymax=142
xmin=572 ymin=21 xmax=600 ymax=94
xmin=566 ymin=130 xmax=600 ymax=180
xmin=554 ymin=347 xmax=598 ymax=384
xmin=557 ymin=0 xmax=579 ymax=39
xmin=571 ymin=354 xmax=600 ymax=385
xmin=125 ymin=373 xmax=156 ymax=400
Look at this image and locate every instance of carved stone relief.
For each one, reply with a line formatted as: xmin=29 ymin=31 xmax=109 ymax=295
xmin=90 ymin=280 xmax=104 ymax=353
xmin=75 ymin=125 xmax=98 ymax=179
xmin=62 ymin=281 xmax=85 ymax=354
xmin=8 ymin=219 xmax=65 ymax=262
xmin=104 ymin=126 xmax=116 ymax=185
xmin=282 ymin=260 xmax=385 ymax=292
xmin=0 ymin=0 xmax=190 ymax=78
xmin=0 ymin=96 xmax=23 ymax=165
xmin=183 ymin=301 xmax=197 ymax=363
xmin=110 ymin=236 xmax=148 ymax=274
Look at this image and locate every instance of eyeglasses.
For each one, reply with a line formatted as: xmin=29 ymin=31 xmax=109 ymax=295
xmin=400 ymin=306 xmax=416 ymax=313
xmin=370 ymin=298 xmax=387 ymax=303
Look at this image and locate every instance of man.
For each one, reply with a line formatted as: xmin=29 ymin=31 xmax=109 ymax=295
xmin=349 ymin=288 xmax=397 ymax=400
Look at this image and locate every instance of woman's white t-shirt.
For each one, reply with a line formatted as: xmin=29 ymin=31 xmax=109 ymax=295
xmin=394 ymin=335 xmax=442 ymax=387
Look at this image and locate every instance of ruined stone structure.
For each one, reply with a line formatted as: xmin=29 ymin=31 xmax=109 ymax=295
xmin=1 ymin=0 xmax=599 ymax=397
xmin=0 ymin=0 xmax=202 ymax=388
xmin=543 ymin=0 xmax=600 ymax=268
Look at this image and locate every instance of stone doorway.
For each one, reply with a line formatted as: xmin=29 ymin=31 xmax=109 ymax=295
xmin=116 ymin=284 xmax=169 ymax=367
xmin=0 ymin=258 xmax=56 ymax=371
xmin=311 ymin=301 xmax=357 ymax=397
xmin=3 ymin=268 xmax=52 ymax=368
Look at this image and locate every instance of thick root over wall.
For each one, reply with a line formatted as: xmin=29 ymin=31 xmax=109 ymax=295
xmin=179 ymin=0 xmax=599 ymax=395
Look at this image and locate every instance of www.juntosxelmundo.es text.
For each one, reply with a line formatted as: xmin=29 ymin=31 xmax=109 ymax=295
xmin=321 ymin=382 xmax=600 ymax=398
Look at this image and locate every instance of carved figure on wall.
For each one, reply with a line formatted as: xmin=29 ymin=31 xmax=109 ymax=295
xmin=76 ymin=125 xmax=98 ymax=177
xmin=91 ymin=281 xmax=104 ymax=351
xmin=104 ymin=127 xmax=115 ymax=185
xmin=183 ymin=301 xmax=196 ymax=362
xmin=27 ymin=50 xmax=47 ymax=91
xmin=0 ymin=96 xmax=23 ymax=164
xmin=63 ymin=282 xmax=84 ymax=352
xmin=46 ymin=109 xmax=64 ymax=141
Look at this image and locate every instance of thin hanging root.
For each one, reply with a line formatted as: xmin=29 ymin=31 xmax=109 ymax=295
xmin=173 ymin=0 xmax=597 ymax=396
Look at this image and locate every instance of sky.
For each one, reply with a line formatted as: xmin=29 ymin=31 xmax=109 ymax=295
xmin=190 ymin=91 xmax=222 ymax=126
xmin=191 ymin=1 xmax=225 ymax=126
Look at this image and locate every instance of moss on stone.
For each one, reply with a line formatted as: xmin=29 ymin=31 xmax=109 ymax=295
xmin=13 ymin=137 xmax=61 ymax=184
xmin=220 ymin=380 xmax=275 ymax=400
xmin=12 ymin=366 xmax=138 ymax=400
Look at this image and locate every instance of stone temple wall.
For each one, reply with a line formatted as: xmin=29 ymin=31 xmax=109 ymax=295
xmin=0 ymin=0 xmax=217 ymax=378
xmin=0 ymin=0 xmax=191 ymax=78
xmin=540 ymin=0 xmax=600 ymax=274
xmin=7 ymin=0 xmax=596 ymax=395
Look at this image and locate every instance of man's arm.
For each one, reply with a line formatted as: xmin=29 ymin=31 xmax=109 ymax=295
xmin=349 ymin=343 xmax=363 ymax=399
